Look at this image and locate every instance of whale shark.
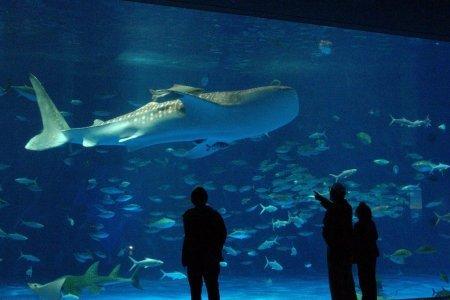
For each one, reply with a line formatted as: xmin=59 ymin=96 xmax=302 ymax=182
xmin=25 ymin=74 xmax=299 ymax=158
xmin=28 ymin=261 xmax=141 ymax=300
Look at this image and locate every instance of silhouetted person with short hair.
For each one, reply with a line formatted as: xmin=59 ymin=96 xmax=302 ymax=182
xmin=314 ymin=183 xmax=356 ymax=300
xmin=354 ymin=202 xmax=379 ymax=300
xmin=182 ymin=186 xmax=227 ymax=300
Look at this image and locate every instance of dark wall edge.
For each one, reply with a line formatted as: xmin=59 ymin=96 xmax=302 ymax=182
xmin=125 ymin=0 xmax=450 ymax=42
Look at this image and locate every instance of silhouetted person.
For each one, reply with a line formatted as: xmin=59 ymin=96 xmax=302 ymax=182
xmin=354 ymin=202 xmax=379 ymax=300
xmin=182 ymin=186 xmax=227 ymax=300
xmin=314 ymin=183 xmax=356 ymax=300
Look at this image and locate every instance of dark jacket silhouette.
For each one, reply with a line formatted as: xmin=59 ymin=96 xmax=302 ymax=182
xmin=354 ymin=202 xmax=379 ymax=300
xmin=182 ymin=187 xmax=227 ymax=300
xmin=315 ymin=183 xmax=356 ymax=300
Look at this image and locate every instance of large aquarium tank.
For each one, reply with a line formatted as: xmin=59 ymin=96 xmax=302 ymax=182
xmin=0 ymin=1 xmax=449 ymax=299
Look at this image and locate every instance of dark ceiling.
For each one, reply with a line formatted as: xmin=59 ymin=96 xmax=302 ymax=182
xmin=127 ymin=0 xmax=450 ymax=41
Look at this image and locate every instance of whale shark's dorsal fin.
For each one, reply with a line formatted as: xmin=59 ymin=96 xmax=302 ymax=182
xmin=168 ymin=84 xmax=203 ymax=95
xmin=92 ymin=119 xmax=104 ymax=126
xmin=28 ymin=277 xmax=66 ymax=300
xmin=150 ymin=85 xmax=203 ymax=102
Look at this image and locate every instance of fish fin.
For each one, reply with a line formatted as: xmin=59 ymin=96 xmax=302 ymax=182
xmin=108 ymin=264 xmax=121 ymax=278
xmin=92 ymin=119 xmax=104 ymax=126
xmin=168 ymin=84 xmax=203 ymax=95
xmin=160 ymin=269 xmax=166 ymax=280
xmin=274 ymin=236 xmax=279 ymax=245
xmin=264 ymin=256 xmax=269 ymax=269
xmin=434 ymin=212 xmax=441 ymax=226
xmin=184 ymin=140 xmax=231 ymax=159
xmin=82 ymin=137 xmax=97 ymax=148
xmin=119 ymin=131 xmax=144 ymax=143
xmin=65 ymin=286 xmax=82 ymax=297
xmin=88 ymin=285 xmax=102 ymax=294
xmin=62 ymin=293 xmax=80 ymax=300
xmin=389 ymin=115 xmax=395 ymax=126
xmin=29 ymin=277 xmax=67 ymax=300
xmin=84 ymin=261 xmax=99 ymax=277
xmin=131 ymin=267 xmax=143 ymax=289
xmin=25 ymin=74 xmax=69 ymax=151
xmin=259 ymin=204 xmax=265 ymax=215
xmin=329 ymin=174 xmax=339 ymax=182
xmin=129 ymin=256 xmax=138 ymax=271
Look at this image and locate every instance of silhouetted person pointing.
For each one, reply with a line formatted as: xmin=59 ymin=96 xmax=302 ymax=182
xmin=182 ymin=186 xmax=227 ymax=300
xmin=354 ymin=202 xmax=379 ymax=300
xmin=314 ymin=183 xmax=356 ymax=300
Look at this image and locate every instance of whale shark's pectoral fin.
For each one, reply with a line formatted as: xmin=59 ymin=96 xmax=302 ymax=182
xmin=119 ymin=131 xmax=144 ymax=143
xmin=82 ymin=137 xmax=97 ymax=148
xmin=184 ymin=140 xmax=231 ymax=159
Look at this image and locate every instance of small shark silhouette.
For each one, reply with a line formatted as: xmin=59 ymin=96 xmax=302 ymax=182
xmin=25 ymin=74 xmax=299 ymax=158
xmin=28 ymin=261 xmax=141 ymax=300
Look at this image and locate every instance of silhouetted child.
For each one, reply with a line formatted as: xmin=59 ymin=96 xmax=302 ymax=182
xmin=354 ymin=202 xmax=379 ymax=300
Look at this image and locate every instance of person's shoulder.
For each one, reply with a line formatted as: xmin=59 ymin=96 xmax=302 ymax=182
xmin=370 ymin=219 xmax=378 ymax=228
xmin=205 ymin=205 xmax=219 ymax=214
xmin=183 ymin=208 xmax=196 ymax=218
xmin=205 ymin=206 xmax=223 ymax=217
xmin=343 ymin=200 xmax=352 ymax=209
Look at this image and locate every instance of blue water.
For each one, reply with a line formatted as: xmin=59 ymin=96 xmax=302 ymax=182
xmin=0 ymin=0 xmax=449 ymax=299
xmin=0 ymin=276 xmax=446 ymax=299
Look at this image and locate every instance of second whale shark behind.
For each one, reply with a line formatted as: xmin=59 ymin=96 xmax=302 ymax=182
xmin=25 ymin=74 xmax=299 ymax=158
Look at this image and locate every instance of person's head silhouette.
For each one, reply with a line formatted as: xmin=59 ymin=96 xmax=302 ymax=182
xmin=191 ymin=186 xmax=208 ymax=207
xmin=330 ymin=182 xmax=346 ymax=202
xmin=356 ymin=202 xmax=372 ymax=221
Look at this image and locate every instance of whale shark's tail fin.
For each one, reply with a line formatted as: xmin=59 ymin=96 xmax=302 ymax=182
xmin=25 ymin=74 xmax=70 ymax=151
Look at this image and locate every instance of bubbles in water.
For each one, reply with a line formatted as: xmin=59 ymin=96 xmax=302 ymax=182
xmin=200 ymin=76 xmax=209 ymax=87
xmin=318 ymin=40 xmax=333 ymax=55
xmin=393 ymin=165 xmax=399 ymax=175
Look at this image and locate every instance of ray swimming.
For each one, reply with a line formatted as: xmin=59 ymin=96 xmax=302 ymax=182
xmin=25 ymin=74 xmax=299 ymax=158
xmin=28 ymin=261 xmax=141 ymax=299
